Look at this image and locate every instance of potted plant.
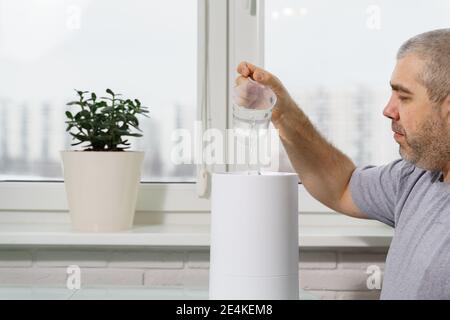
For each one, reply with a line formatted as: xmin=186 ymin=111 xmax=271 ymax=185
xmin=61 ymin=89 xmax=149 ymax=232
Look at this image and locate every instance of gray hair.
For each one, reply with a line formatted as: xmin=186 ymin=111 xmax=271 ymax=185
xmin=397 ymin=29 xmax=450 ymax=105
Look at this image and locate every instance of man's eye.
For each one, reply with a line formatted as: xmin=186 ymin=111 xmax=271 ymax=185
xmin=399 ymin=96 xmax=410 ymax=101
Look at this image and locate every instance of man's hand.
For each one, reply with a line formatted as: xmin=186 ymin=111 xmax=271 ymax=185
xmin=235 ymin=61 xmax=297 ymax=126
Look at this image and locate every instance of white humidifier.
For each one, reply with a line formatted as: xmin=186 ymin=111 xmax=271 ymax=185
xmin=209 ymin=172 xmax=299 ymax=300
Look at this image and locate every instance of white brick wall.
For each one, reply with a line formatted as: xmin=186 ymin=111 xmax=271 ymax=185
xmin=144 ymin=269 xmax=184 ymax=287
xmin=300 ymin=269 xmax=371 ymax=291
xmin=109 ymin=251 xmax=185 ymax=269
xmin=35 ymin=250 xmax=109 ymax=267
xmin=0 ymin=247 xmax=387 ymax=299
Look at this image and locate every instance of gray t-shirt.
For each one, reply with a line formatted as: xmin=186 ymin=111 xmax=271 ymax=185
xmin=350 ymin=159 xmax=450 ymax=299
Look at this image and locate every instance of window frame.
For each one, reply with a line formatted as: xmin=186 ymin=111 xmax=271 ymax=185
xmin=227 ymin=0 xmax=340 ymax=214
xmin=0 ymin=0 xmax=383 ymax=221
xmin=0 ymin=1 xmax=391 ymax=248
xmin=0 ymin=0 xmax=228 ymax=215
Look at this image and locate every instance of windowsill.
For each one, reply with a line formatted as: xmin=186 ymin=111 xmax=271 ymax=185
xmin=0 ymin=182 xmax=393 ymax=247
xmin=0 ymin=287 xmax=319 ymax=300
xmin=0 ymin=212 xmax=393 ymax=248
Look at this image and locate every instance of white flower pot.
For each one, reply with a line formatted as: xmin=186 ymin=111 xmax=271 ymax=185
xmin=60 ymin=150 xmax=144 ymax=232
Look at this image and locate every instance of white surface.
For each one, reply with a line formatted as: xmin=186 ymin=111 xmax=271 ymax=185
xmin=0 ymin=181 xmax=394 ymax=247
xmin=209 ymin=172 xmax=299 ymax=299
xmin=0 ymin=287 xmax=318 ymax=300
xmin=0 ymin=220 xmax=392 ymax=247
xmin=0 ymin=287 xmax=206 ymax=300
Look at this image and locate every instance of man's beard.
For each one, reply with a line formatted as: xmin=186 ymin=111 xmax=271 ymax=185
xmin=399 ymin=115 xmax=450 ymax=171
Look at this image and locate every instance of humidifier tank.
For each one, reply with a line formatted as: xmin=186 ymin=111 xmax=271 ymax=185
xmin=209 ymin=172 xmax=299 ymax=300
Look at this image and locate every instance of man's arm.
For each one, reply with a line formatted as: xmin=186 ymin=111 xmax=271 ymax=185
xmin=236 ymin=61 xmax=368 ymax=219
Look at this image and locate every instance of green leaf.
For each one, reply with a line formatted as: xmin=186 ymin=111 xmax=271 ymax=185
xmin=101 ymin=106 xmax=114 ymax=113
xmin=80 ymin=122 xmax=92 ymax=130
xmin=87 ymin=103 xmax=97 ymax=113
xmin=106 ymin=88 xmax=114 ymax=96
xmin=112 ymin=128 xmax=129 ymax=135
xmin=80 ymin=110 xmax=91 ymax=118
xmin=70 ymin=133 xmax=89 ymax=141
xmin=71 ymin=141 xmax=85 ymax=146
xmin=95 ymin=135 xmax=113 ymax=141
xmin=66 ymin=101 xmax=78 ymax=106
xmin=96 ymin=101 xmax=107 ymax=108
xmin=122 ymin=133 xmax=143 ymax=137
xmin=129 ymin=124 xmax=143 ymax=132
xmin=91 ymin=93 xmax=97 ymax=101
xmin=65 ymin=111 xmax=73 ymax=119
xmin=126 ymin=114 xmax=138 ymax=124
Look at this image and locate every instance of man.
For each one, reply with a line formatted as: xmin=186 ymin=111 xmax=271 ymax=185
xmin=235 ymin=29 xmax=450 ymax=299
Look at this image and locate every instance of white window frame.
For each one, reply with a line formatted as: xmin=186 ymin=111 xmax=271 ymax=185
xmin=0 ymin=0 xmax=388 ymax=238
xmin=0 ymin=0 xmax=225 ymax=216
xmin=227 ymin=0 xmax=336 ymax=213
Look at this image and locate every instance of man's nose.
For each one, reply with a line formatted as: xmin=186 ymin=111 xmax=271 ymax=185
xmin=383 ymin=95 xmax=400 ymax=120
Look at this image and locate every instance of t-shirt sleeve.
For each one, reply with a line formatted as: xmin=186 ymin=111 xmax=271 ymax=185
xmin=349 ymin=159 xmax=408 ymax=228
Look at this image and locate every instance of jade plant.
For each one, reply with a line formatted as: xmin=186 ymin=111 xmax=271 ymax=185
xmin=65 ymin=89 xmax=149 ymax=151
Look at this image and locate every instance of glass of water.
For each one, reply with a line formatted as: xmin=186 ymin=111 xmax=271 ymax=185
xmin=232 ymin=78 xmax=277 ymax=130
xmin=232 ymin=78 xmax=277 ymax=174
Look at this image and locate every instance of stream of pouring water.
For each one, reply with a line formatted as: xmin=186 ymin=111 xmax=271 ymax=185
xmin=247 ymin=119 xmax=261 ymax=175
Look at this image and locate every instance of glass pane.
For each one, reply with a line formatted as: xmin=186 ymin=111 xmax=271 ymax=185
xmin=0 ymin=0 xmax=197 ymax=182
xmin=265 ymin=0 xmax=450 ymax=166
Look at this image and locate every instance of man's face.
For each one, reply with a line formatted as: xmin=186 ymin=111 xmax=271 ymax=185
xmin=383 ymin=54 xmax=450 ymax=171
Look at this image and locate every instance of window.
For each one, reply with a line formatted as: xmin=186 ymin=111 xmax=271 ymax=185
xmin=3 ymin=0 xmax=447 ymax=215
xmin=264 ymin=0 xmax=450 ymax=166
xmin=0 ymin=0 xmax=198 ymax=182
